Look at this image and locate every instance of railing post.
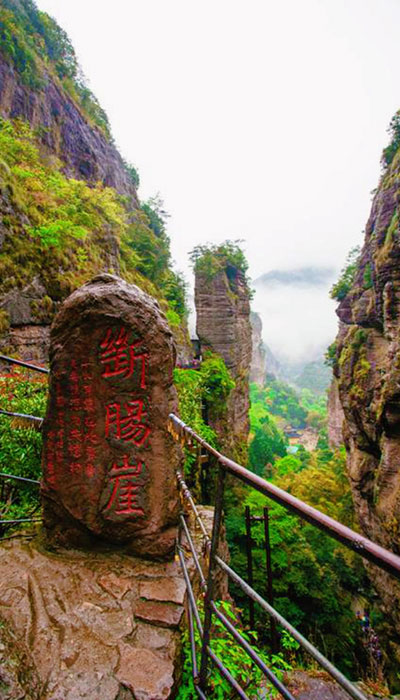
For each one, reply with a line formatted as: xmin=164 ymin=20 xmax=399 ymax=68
xmin=264 ymin=506 xmax=278 ymax=652
xmin=199 ymin=461 xmax=226 ymax=691
xmin=245 ymin=505 xmax=255 ymax=630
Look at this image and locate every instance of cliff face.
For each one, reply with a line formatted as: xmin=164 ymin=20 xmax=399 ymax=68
xmin=195 ymin=264 xmax=252 ymax=459
xmin=0 ymin=0 xmax=188 ymax=363
xmin=327 ymin=378 xmax=344 ymax=448
xmin=250 ymin=311 xmax=267 ymax=385
xmin=0 ymin=54 xmax=138 ymax=203
xmin=333 ymin=131 xmax=400 ymax=653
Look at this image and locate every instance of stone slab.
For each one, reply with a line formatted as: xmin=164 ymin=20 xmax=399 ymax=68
xmin=41 ymin=274 xmax=179 ymax=558
xmin=0 ymin=539 xmax=182 ymax=700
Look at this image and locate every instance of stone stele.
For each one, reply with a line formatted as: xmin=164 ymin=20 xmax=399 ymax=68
xmin=41 ymin=274 xmax=179 ymax=558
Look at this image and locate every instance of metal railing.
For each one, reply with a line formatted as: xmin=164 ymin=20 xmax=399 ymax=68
xmin=0 ymin=355 xmax=44 ymax=534
xmin=0 ymin=354 xmax=47 ymax=425
xmin=168 ymin=413 xmax=400 ymax=700
xmin=2 ymin=355 xmax=400 ymax=696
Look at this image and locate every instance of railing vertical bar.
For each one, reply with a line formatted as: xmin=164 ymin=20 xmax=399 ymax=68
xmin=264 ymin=506 xmax=278 ymax=652
xmin=177 ymin=546 xmax=204 ymax=635
xmin=176 ymin=470 xmax=210 ymax=545
xmin=187 ymin=596 xmax=207 ymax=700
xmin=180 ymin=514 xmax=207 ymax=590
xmin=210 ymin=602 xmax=296 ymax=700
xmin=215 ymin=555 xmax=369 ymax=700
xmin=199 ymin=461 xmax=226 ymax=691
xmin=245 ymin=505 xmax=255 ymax=629
xmin=178 ymin=545 xmax=250 ymax=699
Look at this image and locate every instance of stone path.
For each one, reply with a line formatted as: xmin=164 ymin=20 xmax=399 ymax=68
xmin=0 ymin=538 xmax=188 ymax=700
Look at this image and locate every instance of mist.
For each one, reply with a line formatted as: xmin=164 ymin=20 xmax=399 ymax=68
xmin=253 ymin=275 xmax=339 ymax=363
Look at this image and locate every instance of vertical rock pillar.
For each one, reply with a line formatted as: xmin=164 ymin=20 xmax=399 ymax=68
xmin=41 ymin=274 xmax=179 ymax=558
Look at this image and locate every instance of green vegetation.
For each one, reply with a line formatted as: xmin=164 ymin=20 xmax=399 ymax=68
xmin=0 ymin=367 xmax=46 ymax=525
xmin=189 ymin=240 xmax=252 ymax=293
xmin=330 ymin=246 xmax=361 ymax=301
xmin=0 ymin=0 xmax=112 ymax=137
xmin=0 ymin=117 xmax=187 ymax=322
xmin=254 ymin=376 xmax=308 ymax=429
xmin=382 ymin=109 xmax=400 ymax=168
xmin=177 ymin=599 xmax=295 ymax=699
xmin=173 ymin=352 xmax=234 ymax=497
xmin=295 ymin=360 xmax=332 ymax=395
xmin=226 ymin=443 xmax=370 ymax=677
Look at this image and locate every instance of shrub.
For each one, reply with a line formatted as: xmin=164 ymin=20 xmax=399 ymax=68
xmin=330 ymin=246 xmax=361 ymax=301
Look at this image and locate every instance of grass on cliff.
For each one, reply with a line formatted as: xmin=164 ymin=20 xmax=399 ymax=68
xmin=0 ymin=118 xmax=187 ymax=329
xmin=0 ymin=0 xmax=111 ymax=138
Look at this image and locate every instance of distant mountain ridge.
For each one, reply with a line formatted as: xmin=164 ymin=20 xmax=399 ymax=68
xmin=254 ymin=266 xmax=336 ymax=288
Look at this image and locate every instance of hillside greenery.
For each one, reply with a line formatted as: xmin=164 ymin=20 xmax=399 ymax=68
xmin=330 ymin=246 xmax=361 ymax=302
xmin=0 ymin=367 xmax=46 ymax=527
xmin=0 ymin=118 xmax=187 ymax=330
xmin=226 ymin=442 xmax=370 ymax=677
xmin=173 ymin=352 xmax=234 ymax=499
xmin=0 ymin=0 xmax=111 ymax=138
xmin=189 ymin=240 xmax=252 ymax=295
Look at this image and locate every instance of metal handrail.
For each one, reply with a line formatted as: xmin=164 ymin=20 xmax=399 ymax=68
xmin=0 ymin=354 xmax=49 ymax=374
xmin=169 ymin=414 xmax=400 ymax=580
xmin=0 ymin=409 xmax=43 ymax=424
xmin=169 ymin=413 xmax=400 ymax=699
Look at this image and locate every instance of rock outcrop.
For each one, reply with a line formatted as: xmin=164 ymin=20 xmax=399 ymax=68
xmin=0 ymin=1 xmax=190 ymax=364
xmin=250 ymin=311 xmax=267 ymax=385
xmin=332 ymin=126 xmax=400 ymax=668
xmin=327 ymin=378 xmax=344 ymax=448
xmin=195 ymin=263 xmax=252 ymax=459
xmin=0 ymin=53 xmax=138 ymax=204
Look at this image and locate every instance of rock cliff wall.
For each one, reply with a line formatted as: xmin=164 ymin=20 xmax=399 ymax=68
xmin=0 ymin=1 xmax=189 ymax=364
xmin=195 ymin=264 xmax=252 ymax=459
xmin=0 ymin=53 xmax=138 ymax=203
xmin=327 ymin=378 xmax=344 ymax=448
xmin=250 ymin=311 xmax=267 ymax=385
xmin=332 ymin=126 xmax=400 ymax=660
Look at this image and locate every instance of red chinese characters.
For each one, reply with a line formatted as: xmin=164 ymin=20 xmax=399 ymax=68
xmin=105 ymin=399 xmax=150 ymax=446
xmin=100 ymin=325 xmax=152 ymax=519
xmin=103 ymin=456 xmax=146 ymax=516
xmin=100 ymin=327 xmax=148 ymax=387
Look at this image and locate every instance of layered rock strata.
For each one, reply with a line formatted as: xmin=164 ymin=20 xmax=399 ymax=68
xmin=0 ymin=53 xmax=138 ymax=202
xmin=195 ymin=264 xmax=252 ymax=458
xmin=250 ymin=311 xmax=267 ymax=385
xmin=332 ymin=139 xmax=400 ymax=667
xmin=327 ymin=378 xmax=344 ymax=448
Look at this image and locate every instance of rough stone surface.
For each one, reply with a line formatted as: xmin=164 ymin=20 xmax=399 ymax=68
xmin=0 ymin=539 xmax=183 ymax=700
xmin=332 ymin=145 xmax=400 ymax=670
xmin=285 ymin=671 xmax=382 ymax=700
xmin=250 ymin=311 xmax=267 ymax=385
xmin=0 ymin=55 xmax=138 ymax=202
xmin=195 ymin=266 xmax=252 ymax=455
xmin=327 ymin=378 xmax=344 ymax=448
xmin=0 ymin=506 xmax=228 ymax=699
xmin=41 ymin=274 xmax=179 ymax=558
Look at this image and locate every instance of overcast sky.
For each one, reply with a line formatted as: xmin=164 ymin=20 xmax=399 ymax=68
xmin=35 ymin=0 xmax=400 ymax=360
